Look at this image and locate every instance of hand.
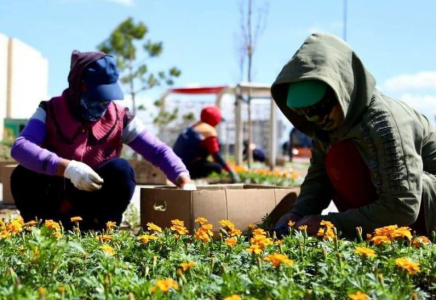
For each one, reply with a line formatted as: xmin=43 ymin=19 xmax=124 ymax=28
xmin=64 ymin=160 xmax=104 ymax=192
xmin=176 ymin=174 xmax=196 ymax=190
xmin=229 ymin=170 xmax=241 ymax=183
xmin=295 ymin=215 xmax=323 ymax=236
xmin=271 ymin=212 xmax=302 ymax=238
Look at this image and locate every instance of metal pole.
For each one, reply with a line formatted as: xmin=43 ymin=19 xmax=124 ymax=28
xmin=269 ymin=98 xmax=277 ymax=170
xmin=235 ymin=87 xmax=243 ymax=166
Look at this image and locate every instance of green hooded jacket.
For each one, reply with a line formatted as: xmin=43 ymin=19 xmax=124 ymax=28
xmin=271 ymin=33 xmax=436 ymax=237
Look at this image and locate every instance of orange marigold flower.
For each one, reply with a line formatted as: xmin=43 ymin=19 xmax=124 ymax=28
xmin=0 ymin=219 xmax=5 ymax=230
xmin=0 ymin=230 xmax=11 ymax=239
xmin=45 ymin=220 xmax=61 ymax=232
xmin=24 ymin=220 xmax=38 ymax=227
xmin=70 ymin=216 xmax=82 ymax=223
xmin=229 ymin=228 xmax=242 ymax=237
xmin=99 ymin=244 xmax=115 ymax=256
xmin=288 ymin=220 xmax=295 ymax=227
xmin=6 ymin=220 xmax=23 ymax=234
xmin=298 ymin=225 xmax=308 ymax=231
xmin=248 ymin=223 xmax=256 ymax=230
xmin=223 ymin=295 xmax=242 ymax=300
xmin=95 ymin=235 xmax=112 ymax=242
xmin=180 ymin=261 xmax=196 ymax=271
xmin=106 ymin=221 xmax=116 ymax=231
xmin=219 ymin=219 xmax=236 ymax=230
xmin=194 ymin=217 xmax=208 ymax=225
xmin=195 ymin=231 xmax=211 ymax=243
xmin=371 ymin=236 xmax=391 ymax=246
xmin=53 ymin=231 xmax=62 ymax=240
xmin=275 ymin=239 xmax=284 ymax=245
xmin=374 ymin=225 xmax=398 ymax=237
xmin=147 ymin=222 xmax=162 ymax=233
xmin=395 ymin=257 xmax=421 ymax=275
xmin=137 ymin=234 xmax=158 ymax=244
xmin=16 ymin=216 xmax=24 ymax=225
xmin=390 ymin=227 xmax=412 ymax=240
xmin=225 ymin=237 xmax=238 ymax=248
xmin=252 ymin=228 xmax=266 ymax=236
xmin=246 ymin=244 xmax=263 ymax=254
xmin=413 ymin=236 xmax=431 ymax=248
xmin=151 ymin=278 xmax=179 ymax=293
xmin=264 ymin=253 xmax=294 ymax=267
xmin=355 ymin=247 xmax=376 ymax=258
xmin=349 ymin=291 xmax=370 ymax=300
xmin=250 ymin=235 xmax=273 ymax=249
xmin=320 ymin=220 xmax=334 ymax=228
xmin=171 ymin=219 xmax=185 ymax=227
xmin=171 ymin=225 xmax=189 ymax=235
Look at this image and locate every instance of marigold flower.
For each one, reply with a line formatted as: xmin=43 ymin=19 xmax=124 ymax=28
xmin=413 ymin=236 xmax=431 ymax=248
xmin=33 ymin=247 xmax=40 ymax=259
xmin=298 ymin=225 xmax=308 ymax=231
xmin=0 ymin=231 xmax=11 ymax=239
xmin=96 ymin=235 xmax=112 ymax=242
xmin=58 ymin=286 xmax=65 ymax=295
xmin=24 ymin=220 xmax=38 ymax=227
xmin=371 ymin=236 xmax=391 ymax=246
xmin=395 ymin=257 xmax=421 ymax=275
xmin=53 ymin=231 xmax=62 ymax=240
xmin=106 ymin=221 xmax=116 ymax=231
xmin=171 ymin=225 xmax=189 ymax=235
xmin=137 ymin=234 xmax=158 ymax=244
xmin=275 ymin=239 xmax=284 ymax=245
xmin=6 ymin=220 xmax=23 ymax=234
xmin=264 ymin=253 xmax=294 ymax=267
xmin=223 ymin=295 xmax=242 ymax=300
xmin=99 ymin=244 xmax=115 ymax=256
xmin=195 ymin=231 xmax=211 ymax=243
xmin=252 ymin=228 xmax=266 ymax=236
xmin=151 ymin=278 xmax=179 ymax=293
xmin=288 ymin=220 xmax=295 ymax=227
xmin=194 ymin=217 xmax=208 ymax=225
xmin=229 ymin=228 xmax=242 ymax=237
xmin=219 ymin=220 xmax=236 ymax=230
xmin=225 ymin=237 xmax=238 ymax=248
xmin=390 ymin=227 xmax=412 ymax=240
xmin=355 ymin=247 xmax=376 ymax=258
xmin=250 ymin=235 xmax=273 ymax=249
xmin=246 ymin=244 xmax=263 ymax=254
xmin=16 ymin=216 xmax=24 ymax=225
xmin=0 ymin=219 xmax=5 ymax=230
xmin=38 ymin=287 xmax=46 ymax=297
xmin=45 ymin=220 xmax=61 ymax=232
xmin=317 ymin=227 xmax=336 ymax=240
xmin=320 ymin=220 xmax=334 ymax=228
xmin=374 ymin=225 xmax=398 ymax=237
xmin=248 ymin=223 xmax=256 ymax=229
xmin=147 ymin=222 xmax=162 ymax=233
xmin=70 ymin=216 xmax=82 ymax=223
xmin=171 ymin=219 xmax=185 ymax=227
xmin=180 ymin=261 xmax=196 ymax=271
xmin=349 ymin=291 xmax=370 ymax=300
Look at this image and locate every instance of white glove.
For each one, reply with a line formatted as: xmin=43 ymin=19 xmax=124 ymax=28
xmin=64 ymin=160 xmax=104 ymax=192
xmin=182 ymin=183 xmax=197 ymax=191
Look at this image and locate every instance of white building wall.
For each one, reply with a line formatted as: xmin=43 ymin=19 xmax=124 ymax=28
xmin=8 ymin=38 xmax=48 ymax=119
xmin=0 ymin=34 xmax=8 ymax=140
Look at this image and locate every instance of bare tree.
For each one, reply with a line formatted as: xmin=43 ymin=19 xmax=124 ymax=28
xmin=237 ymin=0 xmax=268 ymax=168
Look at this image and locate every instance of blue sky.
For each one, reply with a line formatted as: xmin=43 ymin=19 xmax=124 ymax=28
xmin=1 ymin=0 xmax=436 ymax=123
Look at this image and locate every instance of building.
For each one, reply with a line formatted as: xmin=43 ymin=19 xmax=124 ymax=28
xmin=0 ymin=33 xmax=48 ymax=141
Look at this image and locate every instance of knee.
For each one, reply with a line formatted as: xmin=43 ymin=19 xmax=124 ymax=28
xmin=98 ymin=158 xmax=135 ymax=182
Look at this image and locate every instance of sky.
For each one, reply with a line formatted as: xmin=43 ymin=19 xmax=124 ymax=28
xmin=1 ymin=0 xmax=436 ymax=126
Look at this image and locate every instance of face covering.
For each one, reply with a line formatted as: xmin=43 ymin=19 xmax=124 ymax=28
xmin=290 ymin=87 xmax=344 ymax=131
xmin=80 ymin=93 xmax=111 ymax=122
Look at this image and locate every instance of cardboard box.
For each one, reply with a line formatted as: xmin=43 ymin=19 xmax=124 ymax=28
xmin=128 ymin=159 xmax=169 ymax=185
xmin=0 ymin=160 xmax=16 ymax=183
xmin=1 ymin=164 xmax=17 ymax=205
xmin=141 ymin=184 xmax=300 ymax=233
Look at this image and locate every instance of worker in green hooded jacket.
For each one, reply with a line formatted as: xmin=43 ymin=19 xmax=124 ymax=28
xmin=271 ymin=33 xmax=436 ymax=239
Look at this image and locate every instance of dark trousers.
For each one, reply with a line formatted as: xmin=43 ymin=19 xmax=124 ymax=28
xmin=188 ymin=160 xmax=222 ymax=179
xmin=11 ymin=158 xmax=136 ymax=231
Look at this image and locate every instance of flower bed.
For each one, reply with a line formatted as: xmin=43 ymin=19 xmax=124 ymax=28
xmin=0 ymin=217 xmax=435 ymax=299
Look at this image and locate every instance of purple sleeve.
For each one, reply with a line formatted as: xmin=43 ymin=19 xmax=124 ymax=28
xmin=10 ymin=119 xmax=61 ymax=176
xmin=128 ymin=130 xmax=189 ymax=183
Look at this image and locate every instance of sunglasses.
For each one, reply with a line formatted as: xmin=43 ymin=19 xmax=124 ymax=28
xmin=290 ymin=87 xmax=337 ymax=118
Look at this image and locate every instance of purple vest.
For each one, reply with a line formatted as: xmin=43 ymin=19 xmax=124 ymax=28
xmin=43 ymin=95 xmax=125 ymax=169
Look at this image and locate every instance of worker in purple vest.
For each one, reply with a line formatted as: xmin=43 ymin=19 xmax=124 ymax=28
xmin=10 ymin=50 xmax=193 ymax=230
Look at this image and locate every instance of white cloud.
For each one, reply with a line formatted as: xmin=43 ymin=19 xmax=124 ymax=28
xmin=397 ymin=94 xmax=436 ymax=123
xmin=57 ymin=0 xmax=133 ymax=5
xmin=104 ymin=0 xmax=133 ymax=5
xmin=383 ymin=72 xmax=436 ymax=93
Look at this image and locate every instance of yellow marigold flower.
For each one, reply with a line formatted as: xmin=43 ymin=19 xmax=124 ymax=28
xmin=317 ymin=227 xmax=336 ymax=240
xmin=219 ymin=220 xmax=235 ymax=230
xmin=413 ymin=236 xmax=431 ymax=248
xmin=229 ymin=228 xmax=242 ymax=237
xmin=371 ymin=235 xmax=391 ymax=246
xmin=45 ymin=220 xmax=61 ymax=231
xmin=366 ymin=234 xmax=372 ymax=241
xmin=252 ymin=228 xmax=266 ymax=236
xmin=250 ymin=235 xmax=273 ymax=249
xmin=355 ymin=247 xmax=376 ymax=258
xmin=99 ymin=244 xmax=115 ymax=256
xmin=38 ymin=287 xmax=46 ymax=297
xmin=70 ymin=216 xmax=82 ymax=223
xmin=390 ymin=227 xmax=412 ymax=240
xmin=223 ymin=295 xmax=242 ymax=300
xmin=6 ymin=220 xmax=23 ymax=234
xmin=395 ymin=257 xmax=421 ymax=275
xmin=198 ymin=224 xmax=214 ymax=236
xmin=96 ymin=235 xmax=112 ymax=242
xmin=137 ymin=234 xmax=158 ymax=244
xmin=320 ymin=220 xmax=334 ymax=228
xmin=248 ymin=223 xmax=256 ymax=230
xmin=374 ymin=225 xmax=398 ymax=237
xmin=291 ymin=171 xmax=299 ymax=180
xmin=151 ymin=278 xmax=179 ymax=293
xmin=18 ymin=246 xmax=25 ymax=254
xmin=58 ymin=286 xmax=65 ymax=295
xmin=275 ymin=239 xmax=284 ymax=245
xmin=0 ymin=230 xmax=11 ymax=239
xmin=245 ymin=244 xmax=263 ymax=254
xmin=298 ymin=225 xmax=308 ymax=231
xmin=0 ymin=219 xmax=5 ymax=230
xmin=53 ymin=231 xmax=62 ymax=240
xmin=194 ymin=217 xmax=208 ymax=225
xmin=83 ymin=252 xmax=88 ymax=259
xmin=33 ymin=247 xmax=40 ymax=259
xmin=288 ymin=220 xmax=295 ymax=227
xmin=24 ymin=220 xmax=37 ymax=227
xmin=147 ymin=222 xmax=162 ymax=233
xmin=180 ymin=261 xmax=196 ymax=271
xmin=106 ymin=221 xmax=116 ymax=231
xmin=225 ymin=237 xmax=238 ymax=248
xmin=16 ymin=216 xmax=24 ymax=225
xmin=195 ymin=231 xmax=211 ymax=243
xmin=171 ymin=219 xmax=185 ymax=227
xmin=349 ymin=291 xmax=370 ymax=300
xmin=264 ymin=253 xmax=294 ymax=267
xmin=171 ymin=225 xmax=189 ymax=235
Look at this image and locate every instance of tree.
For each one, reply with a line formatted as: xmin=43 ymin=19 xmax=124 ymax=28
xmin=237 ymin=0 xmax=268 ymax=168
xmin=98 ymin=17 xmax=181 ymax=115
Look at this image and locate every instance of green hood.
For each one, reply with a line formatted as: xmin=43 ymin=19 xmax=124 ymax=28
xmin=271 ymin=33 xmax=376 ymax=140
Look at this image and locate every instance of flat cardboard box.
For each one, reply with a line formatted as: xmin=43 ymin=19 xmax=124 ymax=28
xmin=0 ymin=160 xmax=16 ymax=183
xmin=1 ymin=164 xmax=17 ymax=205
xmin=141 ymin=184 xmax=300 ymax=233
xmin=128 ymin=159 xmax=169 ymax=185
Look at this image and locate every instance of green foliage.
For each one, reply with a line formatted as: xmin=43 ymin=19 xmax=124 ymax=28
xmin=97 ymin=17 xmax=181 ymax=114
